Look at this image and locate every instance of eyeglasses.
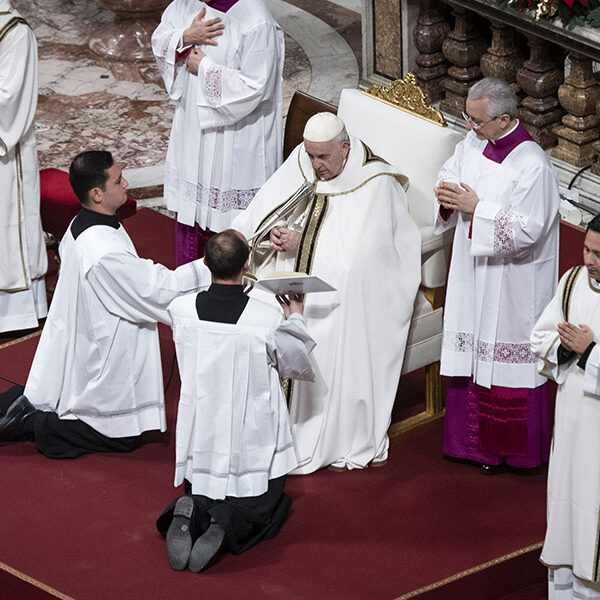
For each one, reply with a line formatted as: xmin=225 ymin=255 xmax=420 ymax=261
xmin=461 ymin=111 xmax=499 ymax=131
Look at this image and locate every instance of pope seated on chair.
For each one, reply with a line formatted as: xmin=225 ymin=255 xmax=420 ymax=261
xmin=156 ymin=229 xmax=316 ymax=573
xmin=233 ymin=112 xmax=421 ymax=473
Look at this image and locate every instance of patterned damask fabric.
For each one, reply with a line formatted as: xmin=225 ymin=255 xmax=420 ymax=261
xmin=166 ymin=165 xmax=259 ymax=212
xmin=205 ymin=66 xmax=223 ymax=106
xmin=444 ymin=331 xmax=536 ymax=364
xmin=493 ymin=209 xmax=516 ymax=256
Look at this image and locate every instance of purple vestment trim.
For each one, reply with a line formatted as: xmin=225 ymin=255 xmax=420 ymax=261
xmin=442 ymin=377 xmax=551 ymax=468
xmin=482 ymin=123 xmax=534 ymax=164
xmin=205 ymin=0 xmax=239 ymax=13
xmin=174 ymin=221 xmax=214 ymax=266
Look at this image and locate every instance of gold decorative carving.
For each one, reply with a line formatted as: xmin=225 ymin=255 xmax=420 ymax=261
xmin=363 ymin=73 xmax=447 ymax=127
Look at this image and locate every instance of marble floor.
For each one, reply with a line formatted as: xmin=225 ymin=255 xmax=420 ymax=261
xmin=14 ymin=0 xmax=361 ymax=203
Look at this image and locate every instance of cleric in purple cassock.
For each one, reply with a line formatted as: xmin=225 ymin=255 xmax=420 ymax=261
xmin=433 ymin=78 xmax=560 ymax=474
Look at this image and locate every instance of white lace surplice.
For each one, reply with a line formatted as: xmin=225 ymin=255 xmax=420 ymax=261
xmin=152 ymin=0 xmax=284 ymax=231
xmin=434 ymin=131 xmax=560 ymax=389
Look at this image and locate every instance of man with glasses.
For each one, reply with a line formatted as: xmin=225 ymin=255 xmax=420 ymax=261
xmin=434 ymin=77 xmax=560 ymax=475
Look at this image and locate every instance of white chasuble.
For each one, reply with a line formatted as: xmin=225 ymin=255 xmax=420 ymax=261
xmin=531 ymin=269 xmax=600 ymax=583
xmin=435 ymin=130 xmax=560 ymax=389
xmin=24 ymin=224 xmax=209 ymax=438
xmin=233 ymin=136 xmax=421 ymax=473
xmin=0 ymin=6 xmax=47 ymax=331
xmin=169 ymin=295 xmax=315 ymax=498
xmin=152 ymin=0 xmax=284 ymax=231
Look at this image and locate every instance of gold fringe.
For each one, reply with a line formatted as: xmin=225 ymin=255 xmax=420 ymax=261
xmin=0 ymin=560 xmax=75 ymax=600
xmin=0 ymin=329 xmax=41 ymax=351
xmin=394 ymin=542 xmax=544 ymax=600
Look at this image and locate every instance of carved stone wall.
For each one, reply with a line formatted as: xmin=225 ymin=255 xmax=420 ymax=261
xmin=361 ymin=0 xmax=600 ymax=220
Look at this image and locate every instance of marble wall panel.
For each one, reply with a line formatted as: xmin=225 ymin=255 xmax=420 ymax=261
xmin=372 ymin=0 xmax=402 ymax=80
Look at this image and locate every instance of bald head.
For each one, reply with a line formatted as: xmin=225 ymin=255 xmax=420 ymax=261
xmin=204 ymin=229 xmax=250 ymax=281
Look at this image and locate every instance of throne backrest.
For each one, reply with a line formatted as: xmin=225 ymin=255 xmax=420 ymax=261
xmin=337 ymin=86 xmax=463 ymax=231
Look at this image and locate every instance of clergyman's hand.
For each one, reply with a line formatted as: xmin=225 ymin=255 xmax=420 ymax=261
xmin=270 ymin=227 xmax=301 ymax=253
xmin=182 ymin=8 xmax=224 ymax=47
xmin=186 ymin=47 xmax=206 ymax=75
xmin=276 ymin=293 xmax=304 ymax=318
xmin=558 ymin=322 xmax=594 ymax=354
xmin=435 ymin=181 xmax=480 ymax=215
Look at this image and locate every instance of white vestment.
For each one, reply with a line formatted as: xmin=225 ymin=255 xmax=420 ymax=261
xmin=531 ymin=268 xmax=600 ymax=583
xmin=169 ymin=295 xmax=315 ymax=498
xmin=152 ymin=0 xmax=284 ymax=231
xmin=233 ymin=136 xmax=421 ymax=473
xmin=435 ymin=130 xmax=560 ymax=389
xmin=0 ymin=4 xmax=47 ymax=332
xmin=24 ymin=222 xmax=209 ymax=438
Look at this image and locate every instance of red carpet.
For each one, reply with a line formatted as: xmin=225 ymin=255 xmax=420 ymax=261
xmin=0 ymin=209 xmax=550 ymax=599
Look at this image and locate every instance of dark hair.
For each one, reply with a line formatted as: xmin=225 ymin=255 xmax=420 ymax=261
xmin=204 ymin=230 xmax=250 ymax=280
xmin=587 ymin=214 xmax=600 ymax=234
xmin=69 ymin=151 xmax=114 ymax=204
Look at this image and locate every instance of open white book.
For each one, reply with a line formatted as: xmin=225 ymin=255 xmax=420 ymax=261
xmin=243 ymin=271 xmax=336 ymax=295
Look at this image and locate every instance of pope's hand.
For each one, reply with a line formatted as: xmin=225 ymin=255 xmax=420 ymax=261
xmin=270 ymin=227 xmax=301 ymax=253
xmin=558 ymin=322 xmax=594 ymax=354
xmin=186 ymin=47 xmax=206 ymax=75
xmin=435 ymin=181 xmax=480 ymax=215
xmin=182 ymin=8 xmax=224 ymax=47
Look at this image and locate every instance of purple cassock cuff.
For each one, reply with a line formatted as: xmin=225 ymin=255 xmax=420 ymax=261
xmin=483 ymin=123 xmax=534 ymax=164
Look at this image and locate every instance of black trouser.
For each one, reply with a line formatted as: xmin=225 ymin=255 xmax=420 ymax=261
xmin=0 ymin=385 xmax=138 ymax=459
xmin=156 ymin=476 xmax=291 ymax=555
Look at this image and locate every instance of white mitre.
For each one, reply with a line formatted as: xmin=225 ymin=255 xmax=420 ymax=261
xmin=0 ymin=0 xmax=13 ymax=11
xmin=303 ymin=112 xmax=345 ymax=142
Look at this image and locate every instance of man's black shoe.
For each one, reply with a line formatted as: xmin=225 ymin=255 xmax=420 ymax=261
xmin=166 ymin=496 xmax=194 ymax=570
xmin=480 ymin=463 xmax=507 ymax=476
xmin=0 ymin=395 xmax=36 ymax=441
xmin=188 ymin=521 xmax=225 ymax=573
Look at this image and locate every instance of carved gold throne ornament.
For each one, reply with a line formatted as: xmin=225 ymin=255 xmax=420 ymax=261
xmin=363 ymin=73 xmax=448 ymax=127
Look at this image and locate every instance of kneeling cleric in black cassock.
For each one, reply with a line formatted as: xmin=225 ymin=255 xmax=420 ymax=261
xmin=156 ymin=229 xmax=316 ymax=572
xmin=0 ymin=151 xmax=209 ymax=458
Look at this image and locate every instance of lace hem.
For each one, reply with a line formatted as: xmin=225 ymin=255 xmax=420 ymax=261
xmin=165 ymin=164 xmax=259 ymax=212
xmin=443 ymin=331 xmax=537 ymax=364
xmin=493 ymin=209 xmax=516 ymax=256
xmin=204 ymin=65 xmax=222 ymax=106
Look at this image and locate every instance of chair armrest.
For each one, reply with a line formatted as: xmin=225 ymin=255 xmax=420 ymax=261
xmin=420 ymin=226 xmax=452 ymax=288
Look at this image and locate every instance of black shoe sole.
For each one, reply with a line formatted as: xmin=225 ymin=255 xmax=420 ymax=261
xmin=166 ymin=496 xmax=194 ymax=571
xmin=188 ymin=523 xmax=225 ymax=573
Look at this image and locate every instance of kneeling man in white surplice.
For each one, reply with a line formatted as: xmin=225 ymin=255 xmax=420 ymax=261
xmin=233 ymin=113 xmax=421 ymax=473
xmin=0 ymin=151 xmax=209 ymax=459
xmin=531 ymin=214 xmax=600 ymax=600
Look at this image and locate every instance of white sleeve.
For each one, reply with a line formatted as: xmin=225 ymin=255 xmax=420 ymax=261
xmin=194 ymin=22 xmax=280 ymax=127
xmin=584 ymin=344 xmax=600 ymax=397
xmin=87 ymin=253 xmax=211 ymax=325
xmin=530 ymin=273 xmax=571 ymax=384
xmin=151 ymin=3 xmax=189 ymax=100
xmin=433 ymin=139 xmax=465 ymax=235
xmin=470 ymin=162 xmax=560 ymax=258
xmin=0 ymin=23 xmax=37 ymax=156
xmin=268 ymin=313 xmax=316 ymax=381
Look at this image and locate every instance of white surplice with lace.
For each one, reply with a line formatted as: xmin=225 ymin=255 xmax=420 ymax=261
xmin=434 ymin=130 xmax=560 ymax=389
xmin=152 ymin=0 xmax=284 ymax=231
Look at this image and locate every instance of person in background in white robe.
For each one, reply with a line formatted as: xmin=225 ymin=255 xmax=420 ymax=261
xmin=0 ymin=151 xmax=209 ymax=459
xmin=156 ymin=229 xmax=315 ymax=572
xmin=435 ymin=77 xmax=560 ymax=475
xmin=531 ymin=215 xmax=600 ymax=600
xmin=233 ymin=113 xmax=421 ymax=473
xmin=0 ymin=1 xmax=48 ymax=333
xmin=152 ymin=0 xmax=284 ymax=265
